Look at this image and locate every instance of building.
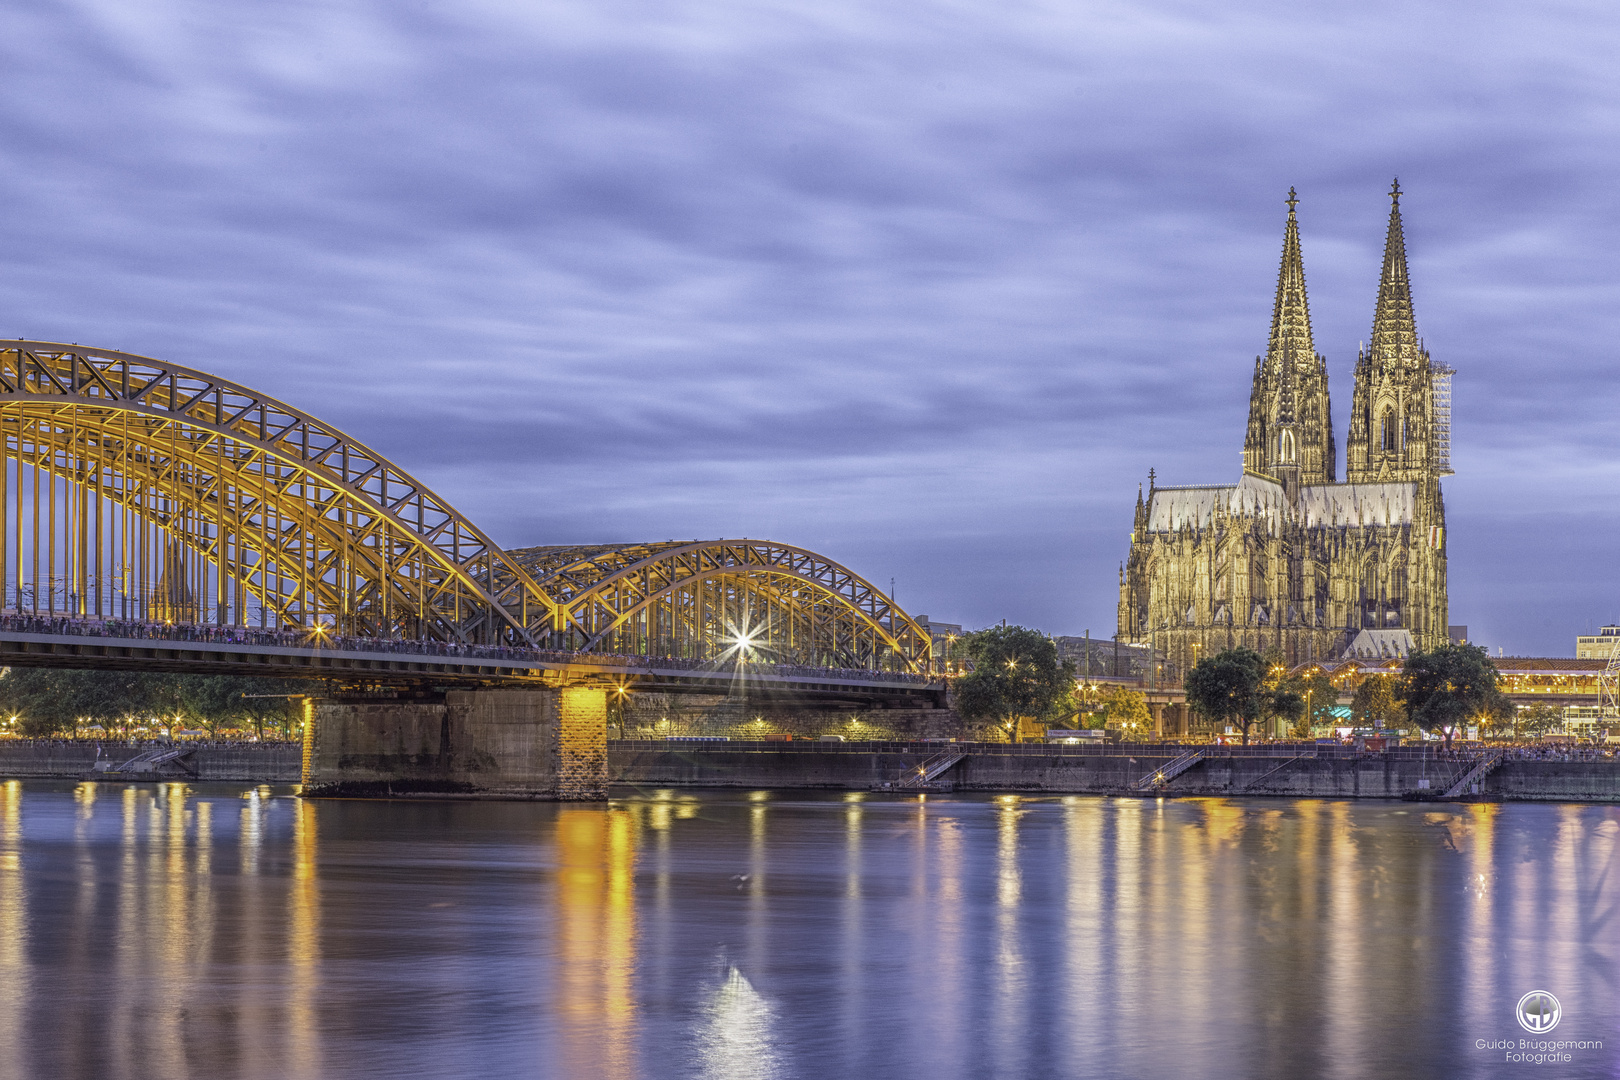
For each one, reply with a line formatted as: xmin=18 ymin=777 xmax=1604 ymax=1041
xmin=913 ymin=617 xmax=963 ymax=671
xmin=1576 ymin=625 xmax=1620 ymax=660
xmin=1051 ymin=635 xmax=1161 ymax=680
xmin=1118 ymin=184 xmax=1451 ymax=673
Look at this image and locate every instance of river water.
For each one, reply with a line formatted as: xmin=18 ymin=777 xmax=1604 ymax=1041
xmin=0 ymin=781 xmax=1614 ymax=1079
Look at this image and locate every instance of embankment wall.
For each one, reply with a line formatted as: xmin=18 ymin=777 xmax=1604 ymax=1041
xmin=620 ymin=693 xmax=987 ymax=742
xmin=0 ymin=742 xmax=302 ymax=782
xmin=610 ymin=743 xmax=1620 ymax=801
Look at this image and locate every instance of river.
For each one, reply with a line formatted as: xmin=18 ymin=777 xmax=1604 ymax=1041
xmin=0 ymin=780 xmax=1614 ymax=1079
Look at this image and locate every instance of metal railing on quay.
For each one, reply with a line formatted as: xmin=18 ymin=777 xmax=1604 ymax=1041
xmin=610 ymin=739 xmax=1590 ymax=761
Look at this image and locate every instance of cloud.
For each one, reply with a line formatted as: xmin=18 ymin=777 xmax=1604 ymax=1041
xmin=0 ymin=0 xmax=1616 ymax=651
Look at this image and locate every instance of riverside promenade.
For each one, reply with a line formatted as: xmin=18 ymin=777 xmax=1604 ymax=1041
xmin=610 ymin=740 xmax=1620 ymax=802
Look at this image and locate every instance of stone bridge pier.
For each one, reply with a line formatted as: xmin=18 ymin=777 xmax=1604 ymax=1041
xmin=301 ymin=686 xmax=608 ymax=799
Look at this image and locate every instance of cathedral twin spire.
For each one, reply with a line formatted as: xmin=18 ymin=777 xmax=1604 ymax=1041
xmin=1245 ymin=181 xmax=1439 ymax=492
xmin=1243 ymin=187 xmax=1334 ymax=490
xmin=1347 ymin=179 xmax=1438 ymax=483
xmin=1366 ymin=180 xmax=1422 ymax=371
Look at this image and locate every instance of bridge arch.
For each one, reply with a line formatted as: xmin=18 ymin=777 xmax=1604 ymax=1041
xmin=503 ymin=540 xmax=931 ymax=671
xmin=0 ymin=342 xmax=931 ymax=670
xmin=0 ymin=341 xmax=555 ymax=643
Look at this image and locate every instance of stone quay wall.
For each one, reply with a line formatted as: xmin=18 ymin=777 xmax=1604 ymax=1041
xmin=619 ymin=692 xmax=988 ymax=742
xmin=0 ymin=742 xmax=302 ymax=782
xmin=610 ymin=743 xmax=1620 ymax=802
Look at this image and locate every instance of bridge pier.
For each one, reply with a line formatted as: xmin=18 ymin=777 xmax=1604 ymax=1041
xmin=301 ymin=686 xmax=608 ymax=800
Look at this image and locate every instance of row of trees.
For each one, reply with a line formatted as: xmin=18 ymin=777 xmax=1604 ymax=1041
xmin=1182 ymin=648 xmax=1339 ymax=744
xmin=0 ymin=668 xmax=315 ymax=739
xmin=1185 ymin=642 xmax=1515 ymax=746
xmin=947 ymin=625 xmax=1152 ymax=740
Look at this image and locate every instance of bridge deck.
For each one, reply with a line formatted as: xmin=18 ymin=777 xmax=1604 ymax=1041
xmin=0 ymin=627 xmax=945 ymax=701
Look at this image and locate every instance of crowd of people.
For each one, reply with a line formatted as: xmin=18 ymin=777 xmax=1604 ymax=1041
xmin=1501 ymin=743 xmax=1614 ymax=762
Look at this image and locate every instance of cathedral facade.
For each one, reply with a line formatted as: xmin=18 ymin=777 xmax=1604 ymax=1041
xmin=1117 ymin=184 xmax=1451 ymax=672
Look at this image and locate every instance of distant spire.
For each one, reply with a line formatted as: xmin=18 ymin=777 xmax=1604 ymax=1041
xmin=1368 ymin=178 xmax=1420 ymax=367
xmin=1267 ymin=187 xmax=1315 ymax=370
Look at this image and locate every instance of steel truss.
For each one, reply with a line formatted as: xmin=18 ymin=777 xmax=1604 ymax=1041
xmin=501 ymin=541 xmax=931 ymax=671
xmin=0 ymin=342 xmax=930 ymax=670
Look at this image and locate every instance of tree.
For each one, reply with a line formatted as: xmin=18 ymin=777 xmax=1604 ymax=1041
xmin=1074 ymin=682 xmax=1109 ymax=729
xmin=1184 ymin=647 xmax=1266 ymax=744
xmin=1400 ymin=643 xmax=1512 ymax=749
xmin=1267 ymin=687 xmax=1305 ymax=739
xmin=1515 ymin=702 xmax=1561 ymax=742
xmin=1294 ymin=670 xmax=1338 ymax=731
xmin=952 ymin=626 xmax=1077 ymax=742
xmin=1102 ymin=686 xmax=1152 ymax=739
xmin=0 ymin=668 xmax=313 ymax=739
xmin=1351 ymin=674 xmax=1406 ymax=730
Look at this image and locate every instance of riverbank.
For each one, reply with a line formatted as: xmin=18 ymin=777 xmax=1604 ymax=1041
xmin=609 ymin=740 xmax=1620 ymax=801
xmin=0 ymin=741 xmax=302 ymax=782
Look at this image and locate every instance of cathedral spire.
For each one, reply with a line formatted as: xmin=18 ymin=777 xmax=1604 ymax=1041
xmin=1346 ymin=180 xmax=1439 ymax=485
xmin=1368 ymin=178 xmax=1420 ymax=368
xmin=1267 ymin=187 xmax=1315 ymax=366
xmin=1243 ymin=188 xmax=1335 ymax=486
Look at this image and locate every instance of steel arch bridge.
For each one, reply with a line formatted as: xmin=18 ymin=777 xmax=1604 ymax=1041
xmin=0 ymin=341 xmax=931 ymax=672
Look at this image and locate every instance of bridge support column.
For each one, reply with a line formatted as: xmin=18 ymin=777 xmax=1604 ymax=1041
xmin=301 ymin=686 xmax=608 ymax=800
xmin=557 ymin=687 xmax=609 ymax=800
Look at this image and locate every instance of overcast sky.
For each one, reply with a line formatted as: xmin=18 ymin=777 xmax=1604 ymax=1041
xmin=2 ymin=0 xmax=1617 ymax=655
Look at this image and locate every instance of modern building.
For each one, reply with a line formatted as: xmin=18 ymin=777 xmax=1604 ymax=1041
xmin=1118 ymin=184 xmax=1451 ymax=673
xmin=913 ymin=617 xmax=963 ymax=670
xmin=1575 ymin=625 xmax=1620 ymax=660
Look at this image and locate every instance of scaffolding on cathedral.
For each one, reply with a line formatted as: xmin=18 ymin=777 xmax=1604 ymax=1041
xmin=1430 ymin=363 xmax=1454 ymax=477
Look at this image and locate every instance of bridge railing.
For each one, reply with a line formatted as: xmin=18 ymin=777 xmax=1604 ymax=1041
xmin=0 ymin=612 xmax=939 ymax=685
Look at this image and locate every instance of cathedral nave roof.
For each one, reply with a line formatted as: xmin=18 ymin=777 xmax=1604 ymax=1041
xmin=1145 ymin=474 xmax=1418 ymax=533
xmin=1299 ymin=482 xmax=1418 ymax=527
xmin=1145 ymin=472 xmax=1285 ymax=532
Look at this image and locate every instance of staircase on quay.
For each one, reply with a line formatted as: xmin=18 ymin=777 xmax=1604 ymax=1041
xmin=896 ymin=750 xmax=967 ymax=790
xmin=1131 ymin=749 xmax=1203 ymax=793
xmin=1441 ymin=749 xmax=1506 ymax=799
xmin=1236 ymin=750 xmax=1317 ymax=792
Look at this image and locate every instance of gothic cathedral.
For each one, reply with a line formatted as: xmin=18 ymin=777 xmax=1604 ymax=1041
xmin=1117 ymin=183 xmax=1451 ymax=671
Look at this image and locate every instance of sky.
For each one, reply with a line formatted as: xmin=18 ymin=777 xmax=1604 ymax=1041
xmin=1 ymin=0 xmax=1617 ymax=656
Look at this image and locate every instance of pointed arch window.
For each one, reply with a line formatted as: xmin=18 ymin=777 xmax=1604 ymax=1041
xmin=1379 ymin=407 xmax=1397 ymax=452
xmin=1279 ymin=429 xmax=1296 ymax=463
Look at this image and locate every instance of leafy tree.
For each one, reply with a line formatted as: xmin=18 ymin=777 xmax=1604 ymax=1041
xmin=953 ymin=626 xmax=1077 ymax=742
xmin=0 ymin=668 xmax=313 ymax=739
xmin=1515 ymin=703 xmax=1562 ymax=742
xmin=1399 ymin=643 xmax=1513 ymax=749
xmin=1351 ymin=673 xmax=1406 ymax=730
xmin=1102 ymin=686 xmax=1152 ymax=739
xmin=1293 ymin=670 xmax=1338 ymax=730
xmin=1184 ymin=647 xmax=1266 ymax=744
xmin=1267 ymin=687 xmax=1305 ymax=738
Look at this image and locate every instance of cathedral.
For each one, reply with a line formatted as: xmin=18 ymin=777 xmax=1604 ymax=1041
xmin=1117 ymin=183 xmax=1451 ymax=672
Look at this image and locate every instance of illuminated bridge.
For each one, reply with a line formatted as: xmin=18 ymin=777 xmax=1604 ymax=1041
xmin=0 ymin=340 xmax=932 ymax=682
xmin=0 ymin=340 xmax=944 ymax=794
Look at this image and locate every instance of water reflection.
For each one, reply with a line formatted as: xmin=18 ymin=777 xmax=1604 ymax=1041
xmin=0 ymin=781 xmax=24 ymax=1067
xmin=697 ymin=966 xmax=778 ymax=1080
xmin=0 ymin=785 xmax=1613 ymax=1079
xmin=555 ymin=807 xmax=637 ymax=1080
